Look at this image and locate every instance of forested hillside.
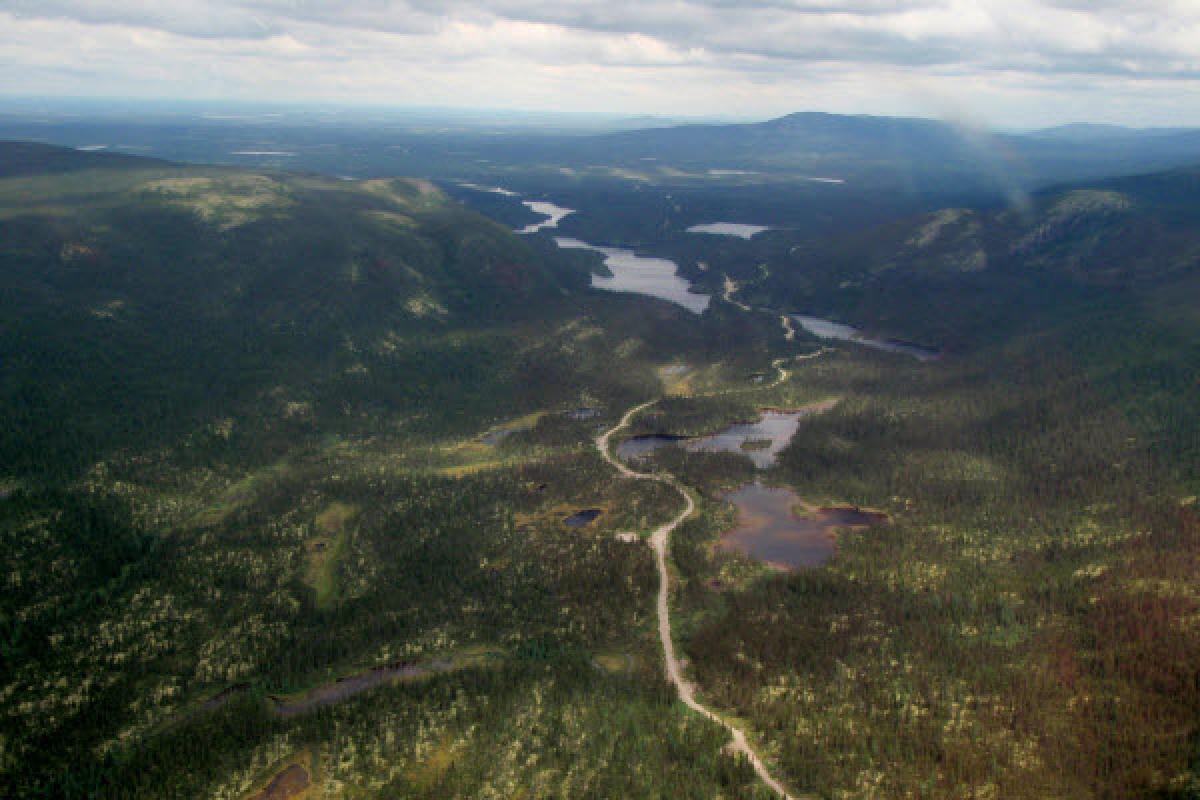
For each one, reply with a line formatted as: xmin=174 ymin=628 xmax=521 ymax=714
xmin=0 ymin=144 xmax=794 ymax=798
xmin=0 ymin=144 xmax=594 ymax=480
xmin=2 ymin=143 xmax=1199 ymax=799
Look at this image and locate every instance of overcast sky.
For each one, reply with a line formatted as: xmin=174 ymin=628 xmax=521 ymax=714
xmin=3 ymin=1 xmax=1199 ymax=128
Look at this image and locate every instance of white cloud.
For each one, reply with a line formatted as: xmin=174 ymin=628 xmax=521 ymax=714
xmin=1 ymin=1 xmax=1198 ymax=125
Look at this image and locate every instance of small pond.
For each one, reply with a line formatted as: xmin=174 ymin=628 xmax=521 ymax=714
xmin=719 ymin=482 xmax=887 ymax=569
xmin=564 ymin=509 xmax=603 ymax=528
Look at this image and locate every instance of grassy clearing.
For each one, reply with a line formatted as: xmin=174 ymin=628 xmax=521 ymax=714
xmin=306 ymin=502 xmax=357 ymax=610
xmin=593 ymin=652 xmax=639 ymax=675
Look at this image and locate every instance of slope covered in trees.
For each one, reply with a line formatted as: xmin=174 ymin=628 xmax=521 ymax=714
xmin=3 ymin=143 xmax=1200 ymax=799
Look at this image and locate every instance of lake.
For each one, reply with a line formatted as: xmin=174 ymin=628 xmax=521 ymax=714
xmin=686 ymin=222 xmax=771 ymax=239
xmin=791 ymin=314 xmax=939 ymax=361
xmin=686 ymin=409 xmax=814 ymax=468
xmin=458 ymin=184 xmax=708 ymax=312
xmin=555 ymin=238 xmax=711 ymax=313
xmin=456 ymin=183 xmax=574 ymax=232
xmin=518 ymin=201 xmax=576 ymax=233
xmin=615 ymin=408 xmax=821 ymax=468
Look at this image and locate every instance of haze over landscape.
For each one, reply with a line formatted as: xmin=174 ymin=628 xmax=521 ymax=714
xmin=5 ymin=1 xmax=1200 ymax=126
xmin=3 ymin=3 xmax=1200 ymax=799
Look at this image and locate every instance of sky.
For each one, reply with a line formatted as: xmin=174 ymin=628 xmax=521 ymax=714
xmin=3 ymin=1 xmax=1200 ymax=128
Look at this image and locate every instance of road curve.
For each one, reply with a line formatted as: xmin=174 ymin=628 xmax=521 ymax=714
xmin=596 ymin=401 xmax=799 ymax=800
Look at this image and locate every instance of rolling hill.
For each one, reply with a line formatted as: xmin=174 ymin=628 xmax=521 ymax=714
xmin=0 ymin=142 xmax=599 ymax=478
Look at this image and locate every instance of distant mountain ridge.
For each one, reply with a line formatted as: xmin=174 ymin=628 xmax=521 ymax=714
xmin=582 ymin=111 xmax=1200 ymax=195
xmin=1025 ymin=123 xmax=1200 ymax=142
xmin=0 ymin=139 xmax=171 ymax=177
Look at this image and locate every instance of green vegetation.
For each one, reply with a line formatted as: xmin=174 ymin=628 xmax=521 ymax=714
xmin=2 ymin=142 xmax=1199 ymax=799
xmin=0 ymin=144 xmax=777 ymax=798
xmin=663 ymin=337 xmax=1200 ymax=798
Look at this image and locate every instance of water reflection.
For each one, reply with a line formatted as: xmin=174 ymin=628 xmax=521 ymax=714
xmin=720 ymin=482 xmax=886 ymax=569
xmin=687 ymin=222 xmax=771 ymax=239
xmin=518 ymin=201 xmax=576 ymax=234
xmin=556 ymin=238 xmax=711 ymax=313
xmin=791 ymin=315 xmax=939 ymax=361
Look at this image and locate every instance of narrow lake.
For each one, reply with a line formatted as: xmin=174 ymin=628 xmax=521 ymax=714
xmin=687 ymin=222 xmax=771 ymax=239
xmin=458 ymin=183 xmax=709 ymax=312
xmin=456 ymin=183 xmax=574 ymax=233
xmin=518 ymin=201 xmax=576 ymax=234
xmin=556 ymin=238 xmax=711 ymax=313
xmin=791 ymin=315 xmax=939 ymax=361
xmin=720 ymin=482 xmax=886 ymax=570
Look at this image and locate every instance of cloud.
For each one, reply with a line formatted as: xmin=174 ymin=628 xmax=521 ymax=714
xmin=1 ymin=1 xmax=1198 ymax=125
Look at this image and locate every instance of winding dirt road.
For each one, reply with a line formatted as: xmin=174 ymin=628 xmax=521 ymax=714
xmin=597 ymin=401 xmax=799 ymax=800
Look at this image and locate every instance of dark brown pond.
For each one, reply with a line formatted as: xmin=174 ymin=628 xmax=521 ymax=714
xmin=250 ymin=764 xmax=310 ymax=800
xmin=719 ymin=482 xmax=886 ymax=569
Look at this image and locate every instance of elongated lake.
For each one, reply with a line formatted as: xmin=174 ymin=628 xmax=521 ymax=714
xmin=687 ymin=222 xmax=771 ymax=239
xmin=518 ymin=201 xmax=576 ymax=234
xmin=459 ymin=184 xmax=710 ymax=312
xmin=791 ymin=315 xmax=939 ymax=361
xmin=556 ymin=238 xmax=711 ymax=313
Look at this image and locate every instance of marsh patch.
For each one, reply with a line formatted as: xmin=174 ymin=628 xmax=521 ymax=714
xmin=273 ymin=659 xmax=455 ymax=718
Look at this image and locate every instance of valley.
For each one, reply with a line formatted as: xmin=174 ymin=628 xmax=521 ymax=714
xmin=6 ymin=1 xmax=1200 ymax=795
xmin=2 ymin=125 xmax=1199 ymax=800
